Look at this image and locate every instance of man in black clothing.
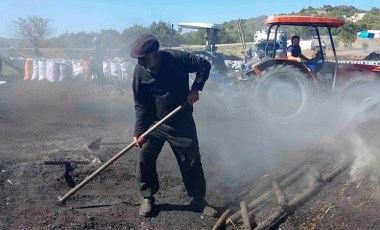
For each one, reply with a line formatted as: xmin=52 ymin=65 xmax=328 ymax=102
xmin=286 ymin=35 xmax=310 ymax=63
xmin=91 ymin=37 xmax=106 ymax=82
xmin=130 ymin=33 xmax=217 ymax=218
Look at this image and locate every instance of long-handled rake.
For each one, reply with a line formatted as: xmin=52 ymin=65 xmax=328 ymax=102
xmin=57 ymin=103 xmax=187 ymax=204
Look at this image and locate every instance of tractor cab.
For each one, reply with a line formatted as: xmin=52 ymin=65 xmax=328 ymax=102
xmin=177 ymin=22 xmax=221 ymax=56
xmin=252 ymin=15 xmax=344 ymax=86
xmin=247 ymin=15 xmax=346 ymax=120
xmin=247 ymin=15 xmax=380 ymax=121
xmin=177 ymin=22 xmax=228 ymax=77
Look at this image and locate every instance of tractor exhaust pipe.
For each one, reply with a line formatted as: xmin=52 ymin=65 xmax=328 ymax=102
xmin=57 ymin=103 xmax=188 ymax=205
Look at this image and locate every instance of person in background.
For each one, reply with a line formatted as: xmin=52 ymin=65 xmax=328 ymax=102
xmin=130 ymin=33 xmax=217 ymax=218
xmin=8 ymin=46 xmax=15 ymax=57
xmin=245 ymin=46 xmax=253 ymax=62
xmin=204 ymin=29 xmax=211 ymax=52
xmin=279 ymin=32 xmax=287 ymax=52
xmin=286 ymin=35 xmax=310 ymax=63
xmin=91 ymin=37 xmax=106 ymax=82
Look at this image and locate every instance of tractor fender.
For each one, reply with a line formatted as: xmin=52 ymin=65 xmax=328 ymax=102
xmin=254 ymin=59 xmax=315 ymax=80
xmin=338 ymin=63 xmax=380 ymax=78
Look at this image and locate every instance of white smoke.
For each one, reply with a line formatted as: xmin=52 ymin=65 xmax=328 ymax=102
xmin=195 ymin=77 xmax=380 ymax=190
xmin=349 ymin=132 xmax=379 ymax=178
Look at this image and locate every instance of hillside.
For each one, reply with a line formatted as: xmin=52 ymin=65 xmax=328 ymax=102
xmin=0 ymin=5 xmax=379 ymax=51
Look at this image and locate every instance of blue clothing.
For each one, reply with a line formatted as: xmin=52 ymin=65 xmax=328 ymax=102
xmin=279 ymin=33 xmax=287 ymax=52
xmin=287 ymin=45 xmax=301 ymax=58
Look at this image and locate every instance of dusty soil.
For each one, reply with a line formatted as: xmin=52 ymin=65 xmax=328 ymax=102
xmin=0 ymin=79 xmax=240 ymax=230
xmin=1 ymin=71 xmax=380 ymax=229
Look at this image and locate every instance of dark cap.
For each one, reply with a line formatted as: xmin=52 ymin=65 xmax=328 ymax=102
xmin=130 ymin=33 xmax=160 ymax=58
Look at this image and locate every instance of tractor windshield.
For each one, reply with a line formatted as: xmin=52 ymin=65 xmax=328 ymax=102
xmin=256 ymin=42 xmax=280 ymax=52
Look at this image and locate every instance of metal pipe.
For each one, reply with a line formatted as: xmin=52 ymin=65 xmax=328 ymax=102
xmin=328 ymin=27 xmax=339 ymax=91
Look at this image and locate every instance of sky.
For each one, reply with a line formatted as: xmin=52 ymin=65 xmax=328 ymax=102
xmin=0 ymin=0 xmax=377 ymax=38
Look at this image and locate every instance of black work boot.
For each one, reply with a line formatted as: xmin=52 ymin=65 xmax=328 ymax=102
xmin=189 ymin=198 xmax=218 ymax=217
xmin=139 ymin=197 xmax=155 ymax=217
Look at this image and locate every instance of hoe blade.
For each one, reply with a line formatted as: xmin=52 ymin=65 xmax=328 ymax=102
xmin=88 ymin=138 xmax=102 ymax=150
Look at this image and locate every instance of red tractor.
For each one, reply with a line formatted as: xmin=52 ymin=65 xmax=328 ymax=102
xmin=247 ymin=15 xmax=380 ymax=121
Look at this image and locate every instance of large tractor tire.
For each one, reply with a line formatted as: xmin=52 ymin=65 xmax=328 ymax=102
xmin=253 ymin=65 xmax=317 ymax=121
xmin=338 ymin=75 xmax=380 ymax=108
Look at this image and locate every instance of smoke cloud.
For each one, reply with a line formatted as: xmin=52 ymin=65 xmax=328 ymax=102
xmin=195 ymin=76 xmax=380 ymax=190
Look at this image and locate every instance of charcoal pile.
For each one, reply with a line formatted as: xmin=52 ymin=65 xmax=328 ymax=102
xmin=363 ymin=52 xmax=380 ymax=61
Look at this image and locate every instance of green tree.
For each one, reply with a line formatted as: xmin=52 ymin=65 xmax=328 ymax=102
xmin=121 ymin=25 xmax=149 ymax=56
xmin=97 ymin=29 xmax=123 ymax=49
xmin=323 ymin=5 xmax=334 ymax=12
xmin=45 ymin=31 xmax=94 ymax=49
xmin=221 ymin=22 xmax=240 ymax=43
xmin=335 ymin=21 xmax=365 ymax=46
xmin=368 ymin=7 xmax=380 ymax=13
xmin=181 ymin=30 xmax=204 ymax=45
xmin=13 ymin=16 xmax=54 ymax=54
xmin=242 ymin=16 xmax=267 ymax=42
xmin=359 ymin=12 xmax=380 ymax=29
xmin=149 ymin=21 xmax=181 ymax=47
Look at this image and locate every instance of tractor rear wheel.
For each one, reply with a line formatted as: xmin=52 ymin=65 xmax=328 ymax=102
xmin=253 ymin=65 xmax=317 ymax=121
xmin=338 ymin=75 xmax=380 ymax=107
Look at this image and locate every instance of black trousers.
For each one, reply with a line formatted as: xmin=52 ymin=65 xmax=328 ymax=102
xmin=136 ymin=115 xmax=206 ymax=199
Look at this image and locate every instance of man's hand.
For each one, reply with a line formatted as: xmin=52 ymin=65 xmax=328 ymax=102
xmin=187 ymin=89 xmax=199 ymax=105
xmin=134 ymin=136 xmax=145 ymax=148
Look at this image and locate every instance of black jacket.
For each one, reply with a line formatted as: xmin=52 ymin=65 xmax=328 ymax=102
xmin=132 ymin=49 xmax=211 ymax=136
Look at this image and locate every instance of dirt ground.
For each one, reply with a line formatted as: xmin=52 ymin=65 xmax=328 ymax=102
xmin=1 ymin=62 xmax=380 ymax=229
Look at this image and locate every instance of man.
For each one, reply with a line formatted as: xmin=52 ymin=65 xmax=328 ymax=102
xmin=287 ymin=35 xmax=310 ymax=62
xmin=91 ymin=37 xmax=106 ymax=82
xmin=130 ymin=33 xmax=217 ymax=218
xmin=204 ymin=29 xmax=211 ymax=52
